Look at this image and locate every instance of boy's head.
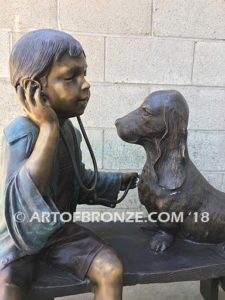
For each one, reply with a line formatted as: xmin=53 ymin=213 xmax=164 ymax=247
xmin=10 ymin=29 xmax=90 ymax=119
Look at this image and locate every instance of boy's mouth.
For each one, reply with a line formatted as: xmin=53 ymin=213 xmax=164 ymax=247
xmin=78 ymin=97 xmax=89 ymax=107
xmin=79 ymin=98 xmax=89 ymax=103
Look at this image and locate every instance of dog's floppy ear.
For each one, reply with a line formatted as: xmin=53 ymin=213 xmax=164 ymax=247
xmin=154 ymin=106 xmax=187 ymax=190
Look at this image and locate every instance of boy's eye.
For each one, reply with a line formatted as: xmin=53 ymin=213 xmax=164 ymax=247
xmin=64 ymin=70 xmax=87 ymax=81
xmin=64 ymin=74 xmax=78 ymax=81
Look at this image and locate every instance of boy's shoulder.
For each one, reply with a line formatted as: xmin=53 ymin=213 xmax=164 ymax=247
xmin=3 ymin=116 xmax=39 ymax=145
xmin=3 ymin=116 xmax=82 ymax=145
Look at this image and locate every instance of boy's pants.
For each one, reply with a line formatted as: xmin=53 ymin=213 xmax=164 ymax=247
xmin=0 ymin=223 xmax=107 ymax=298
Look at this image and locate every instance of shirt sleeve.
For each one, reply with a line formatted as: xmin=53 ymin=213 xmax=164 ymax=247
xmin=72 ymin=126 xmax=122 ymax=208
xmin=1 ymin=126 xmax=63 ymax=254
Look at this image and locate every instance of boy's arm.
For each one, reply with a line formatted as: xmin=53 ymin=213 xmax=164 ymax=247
xmin=2 ymin=123 xmax=62 ymax=254
xmin=1 ymin=85 xmax=63 ymax=254
xmin=79 ymin=168 xmax=122 ymax=208
xmin=17 ymin=85 xmax=59 ymax=196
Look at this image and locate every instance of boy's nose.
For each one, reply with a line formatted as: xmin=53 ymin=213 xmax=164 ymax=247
xmin=81 ymin=80 xmax=91 ymax=90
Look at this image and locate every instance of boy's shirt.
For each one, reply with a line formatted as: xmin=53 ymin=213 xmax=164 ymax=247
xmin=0 ymin=116 xmax=121 ymax=269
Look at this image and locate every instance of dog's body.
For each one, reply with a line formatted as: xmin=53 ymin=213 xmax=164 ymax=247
xmin=116 ymin=90 xmax=225 ymax=252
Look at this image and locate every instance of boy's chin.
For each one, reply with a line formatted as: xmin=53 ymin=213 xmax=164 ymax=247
xmin=74 ymin=107 xmax=86 ymax=117
xmin=71 ymin=109 xmax=85 ymax=118
xmin=59 ymin=108 xmax=87 ymax=119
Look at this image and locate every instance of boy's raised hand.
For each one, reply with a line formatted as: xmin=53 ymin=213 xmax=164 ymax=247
xmin=17 ymin=82 xmax=59 ymax=128
xmin=120 ymin=172 xmax=139 ymax=191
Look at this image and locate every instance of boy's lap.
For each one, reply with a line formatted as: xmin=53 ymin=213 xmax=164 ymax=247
xmin=41 ymin=222 xmax=106 ymax=280
xmin=0 ymin=222 xmax=107 ymax=292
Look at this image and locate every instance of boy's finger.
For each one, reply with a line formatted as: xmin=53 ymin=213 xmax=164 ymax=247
xmin=34 ymin=87 xmax=45 ymax=107
xmin=17 ymin=86 xmax=30 ymax=111
xmin=26 ymin=81 xmax=36 ymax=107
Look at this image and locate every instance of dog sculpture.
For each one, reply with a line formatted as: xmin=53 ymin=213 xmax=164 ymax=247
xmin=115 ymin=90 xmax=225 ymax=252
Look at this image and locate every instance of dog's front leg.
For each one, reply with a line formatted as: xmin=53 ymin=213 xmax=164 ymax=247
xmin=149 ymin=220 xmax=180 ymax=253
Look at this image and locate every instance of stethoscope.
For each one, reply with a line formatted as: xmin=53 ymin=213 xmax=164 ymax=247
xmin=21 ymin=79 xmax=137 ymax=207
xmin=60 ymin=116 xmax=137 ymax=207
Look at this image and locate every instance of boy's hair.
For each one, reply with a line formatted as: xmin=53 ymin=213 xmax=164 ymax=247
xmin=10 ymin=29 xmax=84 ymax=88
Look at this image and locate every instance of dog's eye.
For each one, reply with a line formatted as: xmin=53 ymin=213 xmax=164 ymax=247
xmin=142 ymin=107 xmax=152 ymax=117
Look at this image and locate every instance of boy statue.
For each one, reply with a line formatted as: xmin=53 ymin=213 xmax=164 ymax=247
xmin=0 ymin=29 xmax=138 ymax=300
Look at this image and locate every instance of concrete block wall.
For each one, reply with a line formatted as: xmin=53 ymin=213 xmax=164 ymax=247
xmin=0 ymin=0 xmax=225 ymax=214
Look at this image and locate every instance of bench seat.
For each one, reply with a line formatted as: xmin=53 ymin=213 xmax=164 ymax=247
xmin=27 ymin=221 xmax=225 ymax=300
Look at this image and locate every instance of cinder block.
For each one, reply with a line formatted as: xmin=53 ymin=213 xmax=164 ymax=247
xmin=105 ymin=37 xmax=194 ymax=84
xmin=193 ymin=42 xmax=225 ymax=87
xmin=0 ymin=80 xmax=21 ymax=129
xmin=202 ymin=172 xmax=223 ymax=191
xmin=188 ymin=131 xmax=225 ymax=171
xmin=81 ymin=84 xmax=149 ymax=128
xmin=103 ymin=129 xmax=145 ymax=170
xmin=69 ymin=34 xmax=105 ymax=82
xmin=153 ymin=0 xmax=225 ymax=39
xmin=150 ymin=86 xmax=225 ymax=130
xmin=0 ymin=32 xmax=10 ymax=78
xmin=0 ymin=0 xmax=57 ymax=30
xmin=59 ymin=0 xmax=152 ymax=35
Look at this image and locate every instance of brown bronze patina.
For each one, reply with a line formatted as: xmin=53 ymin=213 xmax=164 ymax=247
xmin=116 ymin=90 xmax=225 ymax=253
xmin=0 ymin=29 xmax=138 ymax=300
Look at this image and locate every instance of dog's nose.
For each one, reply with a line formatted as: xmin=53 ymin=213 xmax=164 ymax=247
xmin=115 ymin=118 xmax=120 ymax=127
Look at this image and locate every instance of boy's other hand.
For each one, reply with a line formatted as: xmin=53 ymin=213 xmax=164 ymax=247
xmin=120 ymin=172 xmax=139 ymax=191
xmin=17 ymin=83 xmax=59 ymax=128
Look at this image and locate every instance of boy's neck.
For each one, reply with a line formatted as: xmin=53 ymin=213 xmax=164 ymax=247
xmin=59 ymin=118 xmax=66 ymax=127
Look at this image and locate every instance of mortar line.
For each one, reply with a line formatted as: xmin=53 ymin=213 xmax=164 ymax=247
xmin=191 ymin=41 xmax=197 ymax=84
xmin=102 ymin=129 xmax=105 ymax=169
xmin=99 ymin=169 xmax=225 ymax=174
xmin=151 ymin=0 xmax=154 ymax=36
xmin=103 ymin=36 xmax=106 ymax=81
xmin=62 ymin=30 xmax=225 ymax=42
xmin=74 ymin=126 xmax=225 ymax=133
xmin=9 ymin=31 xmax=13 ymax=52
xmin=87 ymin=81 xmax=225 ymax=90
xmin=56 ymin=0 xmax=60 ymax=29
xmin=3 ymin=27 xmax=225 ymax=43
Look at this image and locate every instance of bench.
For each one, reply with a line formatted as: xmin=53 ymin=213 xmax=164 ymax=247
xmin=26 ymin=221 xmax=225 ymax=300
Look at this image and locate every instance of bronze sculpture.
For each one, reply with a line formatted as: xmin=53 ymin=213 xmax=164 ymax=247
xmin=0 ymin=29 xmax=138 ymax=300
xmin=116 ymin=90 xmax=225 ymax=253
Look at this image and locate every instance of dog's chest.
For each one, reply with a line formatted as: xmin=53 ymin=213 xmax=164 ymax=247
xmin=138 ymin=164 xmax=157 ymax=207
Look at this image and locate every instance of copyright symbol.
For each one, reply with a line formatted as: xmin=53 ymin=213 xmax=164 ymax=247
xmin=14 ymin=212 xmax=26 ymax=222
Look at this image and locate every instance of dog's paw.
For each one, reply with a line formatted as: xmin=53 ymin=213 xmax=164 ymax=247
xmin=149 ymin=231 xmax=174 ymax=253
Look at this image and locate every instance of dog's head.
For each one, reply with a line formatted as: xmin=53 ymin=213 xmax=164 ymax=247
xmin=115 ymin=90 xmax=189 ymax=190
